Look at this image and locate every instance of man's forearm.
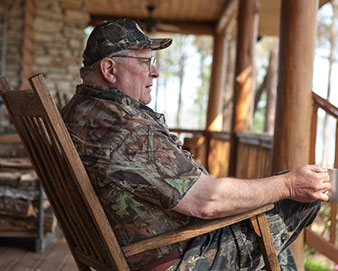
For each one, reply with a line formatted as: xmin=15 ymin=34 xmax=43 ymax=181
xmin=173 ymin=173 xmax=288 ymax=218
xmin=173 ymin=165 xmax=330 ymax=219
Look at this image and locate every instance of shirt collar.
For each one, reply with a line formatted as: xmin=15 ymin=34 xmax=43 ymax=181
xmin=76 ymin=84 xmax=166 ymax=123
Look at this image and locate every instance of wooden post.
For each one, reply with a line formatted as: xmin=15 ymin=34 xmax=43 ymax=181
xmin=229 ymin=0 xmax=259 ymax=176
xmin=271 ymin=0 xmax=319 ymax=270
xmin=206 ymin=34 xmax=228 ymax=131
xmin=203 ymin=34 xmax=227 ymax=171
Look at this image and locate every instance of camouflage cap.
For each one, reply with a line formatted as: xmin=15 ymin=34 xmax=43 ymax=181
xmin=83 ymin=18 xmax=172 ymax=67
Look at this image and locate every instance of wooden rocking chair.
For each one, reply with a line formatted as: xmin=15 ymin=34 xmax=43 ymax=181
xmin=0 ymin=74 xmax=280 ymax=271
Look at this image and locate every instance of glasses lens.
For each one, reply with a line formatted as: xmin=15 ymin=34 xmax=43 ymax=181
xmin=150 ymin=57 xmax=156 ymax=67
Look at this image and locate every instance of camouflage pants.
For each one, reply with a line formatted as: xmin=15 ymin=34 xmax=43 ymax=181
xmin=167 ymin=200 xmax=321 ymax=271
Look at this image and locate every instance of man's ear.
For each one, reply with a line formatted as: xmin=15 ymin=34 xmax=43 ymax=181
xmin=99 ymin=58 xmax=117 ymax=84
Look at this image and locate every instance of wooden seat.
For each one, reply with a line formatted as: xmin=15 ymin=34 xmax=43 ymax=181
xmin=0 ymin=74 xmax=280 ymax=271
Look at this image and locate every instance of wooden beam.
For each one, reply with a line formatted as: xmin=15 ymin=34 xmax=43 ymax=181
xmin=228 ymin=0 xmax=259 ymax=176
xmin=89 ymin=16 xmax=214 ymax=35
xmin=216 ymin=0 xmax=239 ymax=35
xmin=305 ymin=228 xmax=338 ymax=263
xmin=271 ymin=1 xmax=319 ymax=270
xmin=231 ymin=0 xmax=259 ymax=133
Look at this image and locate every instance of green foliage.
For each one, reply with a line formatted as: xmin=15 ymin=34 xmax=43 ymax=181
xmin=191 ymin=35 xmax=212 ymax=128
xmin=316 ymin=3 xmax=334 ymax=50
xmin=305 ymin=244 xmax=334 ymax=271
xmin=252 ymin=89 xmax=267 ymax=133
xmin=155 ymin=34 xmax=212 ymax=129
xmin=305 ymin=258 xmax=334 ymax=271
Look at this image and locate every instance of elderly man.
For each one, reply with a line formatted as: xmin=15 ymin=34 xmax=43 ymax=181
xmin=62 ymin=19 xmax=330 ymax=271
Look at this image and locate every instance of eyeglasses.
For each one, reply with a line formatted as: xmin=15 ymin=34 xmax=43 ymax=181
xmin=110 ymin=55 xmax=156 ymax=69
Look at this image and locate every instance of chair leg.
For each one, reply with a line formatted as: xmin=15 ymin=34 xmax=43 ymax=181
xmin=250 ymin=214 xmax=280 ymax=271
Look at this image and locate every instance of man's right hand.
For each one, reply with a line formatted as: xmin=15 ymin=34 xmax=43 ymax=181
xmin=284 ymin=165 xmax=331 ymax=202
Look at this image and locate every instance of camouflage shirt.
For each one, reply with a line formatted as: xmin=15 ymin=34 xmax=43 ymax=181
xmin=61 ymin=84 xmax=203 ymax=270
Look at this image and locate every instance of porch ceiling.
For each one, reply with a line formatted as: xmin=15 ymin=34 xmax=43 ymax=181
xmin=88 ymin=0 xmax=329 ymax=36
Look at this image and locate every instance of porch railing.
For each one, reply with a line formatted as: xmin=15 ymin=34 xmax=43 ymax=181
xmin=305 ymin=92 xmax=338 ymax=263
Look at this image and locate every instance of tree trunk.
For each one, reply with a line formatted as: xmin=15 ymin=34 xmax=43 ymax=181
xmin=223 ymin=35 xmax=236 ymax=131
xmin=264 ymin=39 xmax=279 ymax=134
xmin=322 ymin=0 xmax=337 ymax=167
xmin=154 ymin=51 xmax=160 ymax=112
xmin=176 ymin=37 xmax=186 ymax=128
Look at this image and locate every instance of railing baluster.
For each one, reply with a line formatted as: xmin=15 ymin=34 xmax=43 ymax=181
xmin=310 ymin=102 xmax=319 ymax=164
xmin=330 ymin=120 xmax=338 ymax=246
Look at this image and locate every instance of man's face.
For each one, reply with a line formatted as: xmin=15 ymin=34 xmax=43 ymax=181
xmin=113 ymin=49 xmax=159 ymax=105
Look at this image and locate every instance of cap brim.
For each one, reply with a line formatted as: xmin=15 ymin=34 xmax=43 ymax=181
xmin=149 ymin=38 xmax=172 ymax=50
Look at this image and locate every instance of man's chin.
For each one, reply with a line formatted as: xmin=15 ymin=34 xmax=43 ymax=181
xmin=140 ymin=95 xmax=152 ymax=105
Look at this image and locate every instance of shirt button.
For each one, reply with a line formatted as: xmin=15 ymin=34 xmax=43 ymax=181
xmin=281 ymin=232 xmax=288 ymax=242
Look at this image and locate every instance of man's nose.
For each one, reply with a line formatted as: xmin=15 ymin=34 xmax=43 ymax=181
xmin=149 ymin=65 xmax=159 ymax=78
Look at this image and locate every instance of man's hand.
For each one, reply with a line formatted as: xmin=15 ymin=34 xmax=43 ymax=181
xmin=284 ymin=165 xmax=331 ymax=202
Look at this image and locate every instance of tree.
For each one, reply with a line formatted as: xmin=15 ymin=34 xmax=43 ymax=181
xmin=253 ymin=37 xmax=279 ymax=134
xmin=175 ymin=35 xmax=188 ymax=127
xmin=192 ymin=35 xmax=212 ymax=128
xmin=322 ymin=0 xmax=338 ymax=167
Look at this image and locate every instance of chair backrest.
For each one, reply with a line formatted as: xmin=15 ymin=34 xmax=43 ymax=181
xmin=0 ymin=74 xmax=130 ymax=270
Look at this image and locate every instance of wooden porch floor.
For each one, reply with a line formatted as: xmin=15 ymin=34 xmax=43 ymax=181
xmin=0 ymin=232 xmax=77 ymax=271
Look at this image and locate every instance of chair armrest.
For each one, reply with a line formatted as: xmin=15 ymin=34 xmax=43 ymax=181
xmin=122 ymin=203 xmax=274 ymax=257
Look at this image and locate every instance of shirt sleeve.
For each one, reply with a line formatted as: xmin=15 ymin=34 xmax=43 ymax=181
xmin=106 ymin=123 xmax=202 ymax=210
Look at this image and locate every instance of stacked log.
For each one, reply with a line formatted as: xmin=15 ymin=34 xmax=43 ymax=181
xmin=0 ymin=134 xmax=57 ymax=236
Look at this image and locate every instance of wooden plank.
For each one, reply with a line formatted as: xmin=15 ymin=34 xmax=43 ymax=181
xmin=1 ymin=90 xmax=43 ymax=117
xmin=330 ymin=203 xmax=337 ymax=245
xmin=0 ymin=157 xmax=32 ymax=168
xmin=122 ymin=204 xmax=274 ymax=257
xmin=35 ymin=236 xmax=76 ymax=271
xmin=0 ymin=133 xmax=21 ymax=144
xmin=58 ymin=253 xmax=78 ymax=271
xmin=4 ymin=243 xmax=49 ymax=271
xmin=4 ymin=232 xmax=76 ymax=271
xmin=0 ymin=231 xmax=38 ymax=238
xmin=216 ymin=0 xmax=238 ymax=35
xmin=90 ymin=16 xmax=214 ymax=35
xmin=0 ymin=247 xmax=27 ymax=271
xmin=250 ymin=214 xmax=280 ymax=271
xmin=305 ymin=228 xmax=338 ymax=263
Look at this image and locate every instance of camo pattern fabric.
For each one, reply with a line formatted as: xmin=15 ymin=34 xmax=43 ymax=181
xmin=167 ymin=199 xmax=321 ymax=271
xmin=61 ymin=84 xmax=204 ymax=270
xmin=83 ymin=19 xmax=172 ymax=67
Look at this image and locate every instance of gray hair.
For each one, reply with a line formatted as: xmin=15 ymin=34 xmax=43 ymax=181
xmin=80 ymin=49 xmax=131 ymax=81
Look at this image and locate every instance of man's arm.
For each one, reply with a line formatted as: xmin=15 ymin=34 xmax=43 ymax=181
xmin=173 ymin=165 xmax=330 ymax=219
